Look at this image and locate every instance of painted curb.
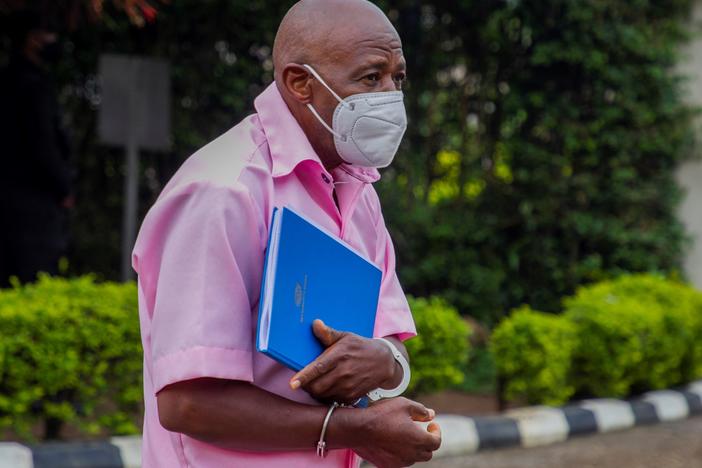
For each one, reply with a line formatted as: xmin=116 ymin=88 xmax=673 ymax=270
xmin=110 ymin=436 xmax=142 ymax=468
xmin=0 ymin=443 xmax=32 ymax=468
xmin=434 ymin=379 xmax=702 ymax=457
xmin=0 ymin=437 xmax=141 ymax=468
xmin=3 ymin=380 xmax=701 ymax=466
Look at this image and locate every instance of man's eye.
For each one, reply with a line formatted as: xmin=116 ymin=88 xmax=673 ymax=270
xmin=364 ymin=73 xmax=381 ymax=82
xmin=394 ymin=73 xmax=407 ymax=83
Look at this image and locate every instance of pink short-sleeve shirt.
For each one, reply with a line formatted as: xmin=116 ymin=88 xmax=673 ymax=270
xmin=132 ymin=83 xmax=416 ymax=468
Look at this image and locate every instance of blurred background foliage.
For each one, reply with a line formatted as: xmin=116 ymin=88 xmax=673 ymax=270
xmin=0 ymin=0 xmax=698 ymax=326
xmin=376 ymin=0 xmax=698 ymax=325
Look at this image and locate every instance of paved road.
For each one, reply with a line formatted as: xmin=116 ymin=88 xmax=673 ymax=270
xmin=419 ymin=415 xmax=702 ymax=468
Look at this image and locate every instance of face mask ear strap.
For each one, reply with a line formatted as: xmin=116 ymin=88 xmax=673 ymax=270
xmin=303 ymin=64 xmax=352 ymax=110
xmin=307 ymin=104 xmax=346 ymax=141
xmin=305 ymin=103 xmax=346 ymax=141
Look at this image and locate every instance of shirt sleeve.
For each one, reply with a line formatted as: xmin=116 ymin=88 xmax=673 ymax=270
xmin=372 ymin=209 xmax=416 ymax=342
xmin=133 ymin=181 xmax=266 ymax=394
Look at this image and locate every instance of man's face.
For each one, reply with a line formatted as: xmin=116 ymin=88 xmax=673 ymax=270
xmin=305 ymin=25 xmax=407 ymax=164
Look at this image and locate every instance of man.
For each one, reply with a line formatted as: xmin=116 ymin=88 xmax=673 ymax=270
xmin=0 ymin=11 xmax=74 ymax=287
xmin=132 ymin=1 xmax=441 ymax=467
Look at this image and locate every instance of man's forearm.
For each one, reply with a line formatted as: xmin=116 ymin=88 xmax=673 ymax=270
xmin=157 ymin=377 xmax=361 ymax=453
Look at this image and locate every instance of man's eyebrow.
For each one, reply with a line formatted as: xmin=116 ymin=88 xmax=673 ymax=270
xmin=353 ymin=57 xmax=390 ymax=72
xmin=352 ymin=56 xmax=406 ymax=74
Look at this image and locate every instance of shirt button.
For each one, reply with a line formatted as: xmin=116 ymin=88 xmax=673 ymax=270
xmin=321 ymin=174 xmax=331 ymax=184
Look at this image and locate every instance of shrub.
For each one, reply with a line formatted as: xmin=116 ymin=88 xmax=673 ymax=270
xmin=492 ymin=274 xmax=702 ymax=405
xmin=581 ymin=274 xmax=702 ymax=382
xmin=0 ymin=275 xmax=141 ymax=440
xmin=405 ymin=296 xmax=471 ymax=395
xmin=565 ymin=275 xmax=702 ymax=397
xmin=491 ymin=306 xmax=577 ymax=406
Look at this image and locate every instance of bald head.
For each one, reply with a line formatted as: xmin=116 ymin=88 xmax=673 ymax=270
xmin=273 ymin=0 xmax=398 ymax=82
xmin=272 ymin=0 xmax=406 ymax=171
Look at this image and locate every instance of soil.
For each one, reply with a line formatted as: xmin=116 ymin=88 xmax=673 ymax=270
xmin=415 ymin=391 xmax=504 ymax=417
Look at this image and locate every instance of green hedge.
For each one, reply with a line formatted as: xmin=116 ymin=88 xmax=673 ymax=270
xmin=0 ymin=278 xmax=467 ymax=440
xmin=0 ymin=275 xmax=141 ymax=440
xmin=405 ymin=296 xmax=472 ymax=396
xmin=491 ymin=307 xmax=576 ymax=406
xmin=493 ymin=274 xmax=702 ymax=405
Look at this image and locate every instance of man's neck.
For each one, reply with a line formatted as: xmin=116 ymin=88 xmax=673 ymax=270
xmin=321 ymin=158 xmax=343 ymax=173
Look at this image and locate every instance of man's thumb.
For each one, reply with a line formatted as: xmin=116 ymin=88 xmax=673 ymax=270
xmin=409 ymin=401 xmax=436 ymax=422
xmin=312 ymin=319 xmax=345 ymax=347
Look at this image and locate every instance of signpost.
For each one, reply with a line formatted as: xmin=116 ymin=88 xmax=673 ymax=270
xmin=98 ymin=54 xmax=171 ymax=281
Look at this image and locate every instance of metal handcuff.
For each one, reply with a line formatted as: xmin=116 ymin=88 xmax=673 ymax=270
xmin=316 ymin=337 xmax=411 ymax=457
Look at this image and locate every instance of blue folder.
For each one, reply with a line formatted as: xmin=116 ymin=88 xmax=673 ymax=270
xmin=256 ymin=206 xmax=382 ymax=371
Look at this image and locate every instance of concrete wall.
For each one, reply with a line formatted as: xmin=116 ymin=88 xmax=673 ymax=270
xmin=677 ymin=0 xmax=702 ymax=289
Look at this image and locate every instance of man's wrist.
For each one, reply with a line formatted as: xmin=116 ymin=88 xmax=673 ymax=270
xmin=376 ymin=337 xmax=405 ymax=389
xmin=381 ymin=359 xmax=404 ymax=389
xmin=374 ymin=338 xmax=400 ymax=389
xmin=368 ymin=338 xmax=411 ymax=401
xmin=324 ymin=406 xmax=364 ymax=451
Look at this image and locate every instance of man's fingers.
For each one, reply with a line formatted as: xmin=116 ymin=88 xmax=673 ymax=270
xmin=304 ymin=368 xmax=339 ymax=397
xmin=408 ymin=401 xmax=435 ymax=422
xmin=312 ymin=319 xmax=346 ymax=347
xmin=290 ymin=321 xmax=347 ymax=389
xmin=427 ymin=422 xmax=441 ymax=434
xmin=290 ymin=353 xmax=336 ymax=389
xmin=427 ymin=422 xmax=442 ymax=450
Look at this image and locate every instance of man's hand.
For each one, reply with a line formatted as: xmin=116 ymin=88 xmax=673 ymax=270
xmin=290 ymin=319 xmax=400 ymax=404
xmin=339 ymin=397 xmax=442 ymax=467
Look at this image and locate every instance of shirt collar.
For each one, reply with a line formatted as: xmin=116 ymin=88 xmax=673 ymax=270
xmin=254 ymin=83 xmax=381 ymax=184
xmin=332 ymin=164 xmax=381 ymax=184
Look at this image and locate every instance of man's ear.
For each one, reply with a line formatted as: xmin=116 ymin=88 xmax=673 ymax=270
xmin=280 ymin=64 xmax=313 ymax=104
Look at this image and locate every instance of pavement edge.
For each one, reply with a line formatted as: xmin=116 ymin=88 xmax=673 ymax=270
xmin=3 ymin=380 xmax=701 ymax=466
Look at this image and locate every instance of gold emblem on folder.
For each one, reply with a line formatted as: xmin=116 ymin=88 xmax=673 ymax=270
xmin=294 ymin=275 xmax=308 ymax=323
xmin=294 ymin=283 xmax=303 ymax=307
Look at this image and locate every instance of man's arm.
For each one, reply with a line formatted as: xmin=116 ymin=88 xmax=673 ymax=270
xmin=157 ymin=378 xmax=441 ymax=466
xmin=157 ymin=378 xmax=349 ymax=452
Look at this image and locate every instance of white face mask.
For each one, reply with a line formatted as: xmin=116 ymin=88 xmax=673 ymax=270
xmin=303 ymin=64 xmax=407 ymax=169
